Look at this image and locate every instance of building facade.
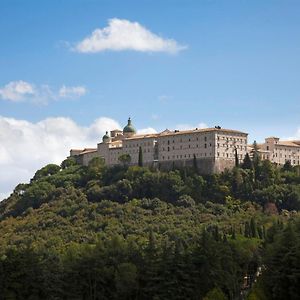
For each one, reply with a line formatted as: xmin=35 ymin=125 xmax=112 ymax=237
xmin=255 ymin=137 xmax=300 ymax=166
xmin=70 ymin=118 xmax=248 ymax=174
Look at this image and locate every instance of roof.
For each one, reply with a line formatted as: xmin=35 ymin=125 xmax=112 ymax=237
xmin=125 ymin=127 xmax=247 ymax=141
xmin=277 ymin=140 xmax=300 ymax=147
xmin=71 ymin=148 xmax=97 ymax=156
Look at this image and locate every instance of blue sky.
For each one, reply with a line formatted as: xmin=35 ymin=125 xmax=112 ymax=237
xmin=0 ymin=0 xmax=300 ymax=198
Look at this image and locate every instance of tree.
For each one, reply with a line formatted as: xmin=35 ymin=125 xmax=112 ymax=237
xmin=282 ymin=160 xmax=293 ymax=172
xmin=250 ymin=217 xmax=258 ymax=238
xmin=138 ymin=146 xmax=143 ymax=167
xmin=242 ymin=153 xmax=253 ymax=169
xmin=32 ymin=164 xmax=61 ymax=181
xmin=118 ymin=154 xmax=131 ymax=167
xmin=61 ymin=157 xmax=77 ymax=169
xmin=87 ymin=156 xmax=105 ymax=180
xmin=193 ymin=154 xmax=199 ymax=174
xmin=203 ymin=288 xmax=228 ymax=300
xmin=234 ymin=147 xmax=239 ymax=167
xmin=252 ymin=141 xmax=261 ymax=178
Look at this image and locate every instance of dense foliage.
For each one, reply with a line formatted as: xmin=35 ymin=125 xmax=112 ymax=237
xmin=0 ymin=155 xmax=299 ymax=299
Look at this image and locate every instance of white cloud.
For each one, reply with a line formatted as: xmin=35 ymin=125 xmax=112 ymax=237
xmin=0 ymin=80 xmax=35 ymax=102
xmin=0 ymin=116 xmax=120 ymax=201
xmin=74 ymin=18 xmax=187 ymax=54
xmin=175 ymin=123 xmax=208 ymax=131
xmin=137 ymin=127 xmax=157 ymax=135
xmin=0 ymin=81 xmax=87 ymax=104
xmin=59 ymin=85 xmax=87 ymax=98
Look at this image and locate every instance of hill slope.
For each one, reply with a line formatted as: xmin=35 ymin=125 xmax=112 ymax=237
xmin=0 ymin=157 xmax=299 ymax=299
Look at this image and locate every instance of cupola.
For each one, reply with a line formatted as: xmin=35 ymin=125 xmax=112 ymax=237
xmin=123 ymin=117 xmax=136 ymax=137
xmin=102 ymin=131 xmax=110 ymax=143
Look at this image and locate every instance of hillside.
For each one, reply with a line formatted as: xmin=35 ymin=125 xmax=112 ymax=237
xmin=0 ymin=156 xmax=299 ymax=299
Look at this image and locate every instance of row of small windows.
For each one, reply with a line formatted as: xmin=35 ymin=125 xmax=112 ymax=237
xmin=126 ymin=148 xmax=151 ymax=154
xmin=162 ymin=153 xmax=213 ymax=160
xmin=217 ymin=152 xmax=243 ymax=159
xmin=267 ymin=146 xmax=300 ymax=153
xmin=273 ymin=153 xmax=300 ymax=159
xmin=162 ymin=137 xmax=208 ymax=144
xmin=125 ymin=141 xmax=152 ymax=147
xmin=217 ymin=136 xmax=246 ymax=143
xmin=161 ymin=144 xmax=247 ymax=151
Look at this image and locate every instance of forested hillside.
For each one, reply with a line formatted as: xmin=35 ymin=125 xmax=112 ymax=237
xmin=0 ymin=154 xmax=299 ymax=300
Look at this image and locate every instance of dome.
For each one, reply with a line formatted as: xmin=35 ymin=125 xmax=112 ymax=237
xmin=102 ymin=131 xmax=110 ymax=142
xmin=123 ymin=118 xmax=136 ymax=134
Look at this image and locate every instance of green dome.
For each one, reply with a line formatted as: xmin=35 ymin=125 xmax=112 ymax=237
xmin=123 ymin=118 xmax=136 ymax=134
xmin=102 ymin=131 xmax=110 ymax=142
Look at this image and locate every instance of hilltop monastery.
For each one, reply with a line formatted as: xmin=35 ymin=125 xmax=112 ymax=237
xmin=70 ymin=118 xmax=300 ymax=174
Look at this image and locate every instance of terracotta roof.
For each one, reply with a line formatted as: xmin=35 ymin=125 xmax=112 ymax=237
xmin=124 ymin=133 xmax=158 ymax=140
xmin=125 ymin=127 xmax=247 ymax=140
xmin=78 ymin=148 xmax=97 ymax=155
xmin=277 ymin=141 xmax=300 ymax=147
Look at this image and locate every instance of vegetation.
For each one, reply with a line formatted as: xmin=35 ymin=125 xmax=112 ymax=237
xmin=0 ymin=155 xmax=299 ymax=299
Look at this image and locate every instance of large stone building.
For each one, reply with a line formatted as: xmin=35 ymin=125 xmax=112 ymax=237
xmin=252 ymin=137 xmax=300 ymax=166
xmin=70 ymin=118 xmax=248 ymax=174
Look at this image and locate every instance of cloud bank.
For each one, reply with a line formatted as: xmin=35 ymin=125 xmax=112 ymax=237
xmin=0 ymin=81 xmax=86 ymax=104
xmin=0 ymin=116 xmax=160 ymax=201
xmin=74 ymin=18 xmax=187 ymax=54
xmin=0 ymin=116 xmax=120 ymax=201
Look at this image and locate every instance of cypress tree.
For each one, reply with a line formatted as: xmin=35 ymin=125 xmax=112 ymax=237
xmin=234 ymin=147 xmax=239 ymax=167
xmin=252 ymin=140 xmax=261 ymax=179
xmin=244 ymin=221 xmax=250 ymax=238
xmin=257 ymin=226 xmax=263 ymax=239
xmin=138 ymin=146 xmax=143 ymax=167
xmin=193 ymin=154 xmax=199 ymax=174
xmin=231 ymin=228 xmax=236 ymax=240
xmin=250 ymin=217 xmax=257 ymax=238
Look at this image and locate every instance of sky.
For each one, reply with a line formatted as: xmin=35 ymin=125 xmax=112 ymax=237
xmin=0 ymin=0 xmax=300 ymax=199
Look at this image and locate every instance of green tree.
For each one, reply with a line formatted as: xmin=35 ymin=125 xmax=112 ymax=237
xmin=193 ymin=154 xmax=199 ymax=174
xmin=234 ymin=147 xmax=239 ymax=167
xmin=61 ymin=157 xmax=77 ymax=169
xmin=203 ymin=288 xmax=228 ymax=300
xmin=242 ymin=153 xmax=253 ymax=169
xmin=118 ymin=153 xmax=132 ymax=167
xmin=282 ymin=160 xmax=293 ymax=172
xmin=138 ymin=146 xmax=143 ymax=167
xmin=87 ymin=156 xmax=105 ymax=180
xmin=32 ymin=164 xmax=61 ymax=181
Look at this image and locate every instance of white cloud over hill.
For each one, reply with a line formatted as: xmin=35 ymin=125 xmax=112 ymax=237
xmin=0 ymin=116 xmax=120 ymax=201
xmin=74 ymin=18 xmax=187 ymax=54
xmin=0 ymin=116 xmax=161 ymax=201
